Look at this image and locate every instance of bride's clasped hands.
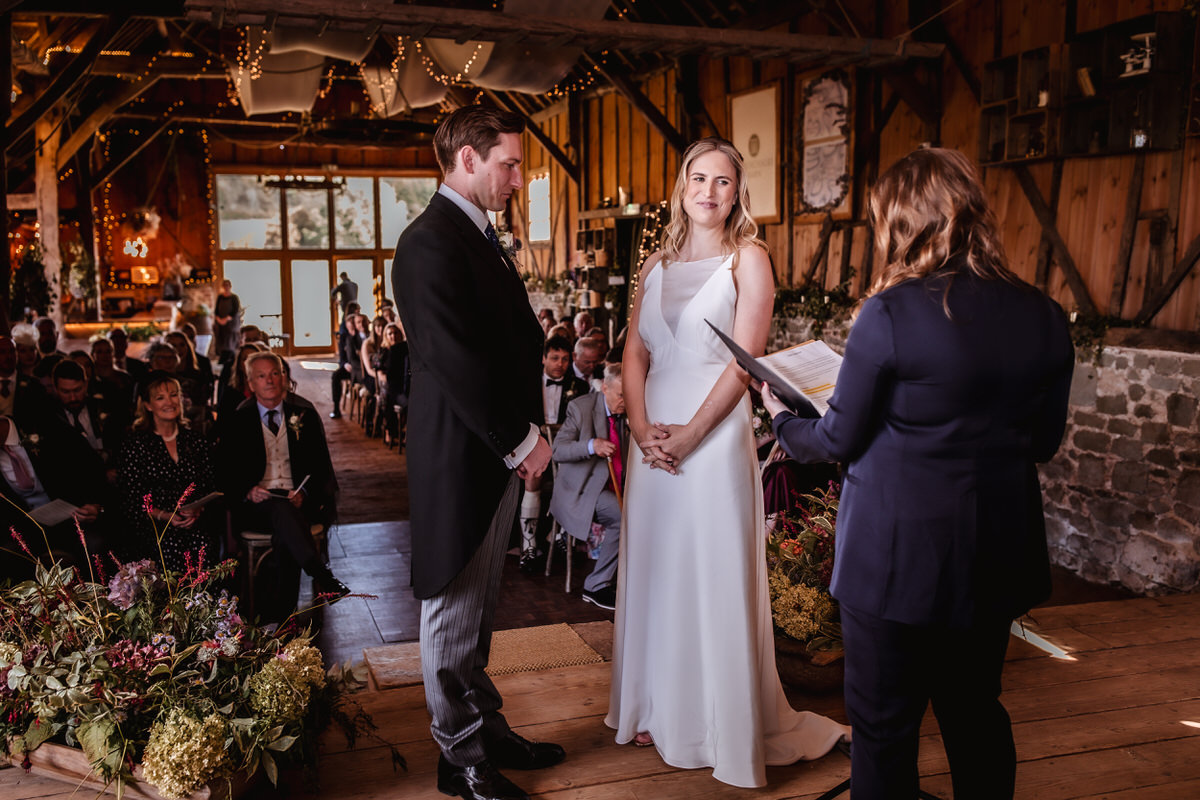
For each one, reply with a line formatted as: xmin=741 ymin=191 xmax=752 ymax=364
xmin=637 ymin=421 xmax=702 ymax=474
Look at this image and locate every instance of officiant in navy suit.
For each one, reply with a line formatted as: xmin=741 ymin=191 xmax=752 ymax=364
xmin=392 ymin=105 xmax=561 ymax=800
xmin=764 ymin=148 xmax=1074 ymax=800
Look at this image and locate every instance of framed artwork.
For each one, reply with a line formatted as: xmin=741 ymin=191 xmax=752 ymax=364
xmin=728 ymin=83 xmax=781 ymax=224
xmin=795 ymin=69 xmax=854 ymax=220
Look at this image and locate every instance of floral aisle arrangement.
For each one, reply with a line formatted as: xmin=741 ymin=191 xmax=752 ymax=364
xmin=766 ymin=482 xmax=843 ymax=665
xmin=0 ymin=498 xmax=392 ymax=799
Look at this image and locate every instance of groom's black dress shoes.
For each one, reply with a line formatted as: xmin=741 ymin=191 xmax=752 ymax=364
xmin=485 ymin=730 xmax=566 ymax=770
xmin=437 ymin=756 xmax=529 ymax=800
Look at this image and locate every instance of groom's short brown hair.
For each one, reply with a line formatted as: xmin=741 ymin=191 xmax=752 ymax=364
xmin=434 ymin=105 xmax=525 ymax=175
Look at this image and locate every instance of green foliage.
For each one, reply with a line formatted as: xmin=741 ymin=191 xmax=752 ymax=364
xmin=9 ymin=241 xmax=55 ymax=319
xmin=773 ymin=274 xmax=856 ymax=339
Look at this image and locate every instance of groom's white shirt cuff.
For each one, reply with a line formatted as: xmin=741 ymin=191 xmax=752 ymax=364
xmin=503 ymin=424 xmax=540 ymax=469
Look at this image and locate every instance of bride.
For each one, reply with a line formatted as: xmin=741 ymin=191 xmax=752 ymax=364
xmin=605 ymin=137 xmax=849 ymax=788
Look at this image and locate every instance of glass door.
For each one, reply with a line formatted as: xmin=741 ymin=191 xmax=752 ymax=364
xmin=336 ymin=258 xmax=376 ymax=318
xmin=223 ymin=259 xmax=283 ymax=343
xmin=290 ymin=259 xmax=333 ymax=350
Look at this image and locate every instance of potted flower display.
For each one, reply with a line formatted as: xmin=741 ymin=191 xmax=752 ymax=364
xmin=766 ymin=481 xmax=844 ymax=692
xmin=0 ymin=492 xmax=392 ymax=799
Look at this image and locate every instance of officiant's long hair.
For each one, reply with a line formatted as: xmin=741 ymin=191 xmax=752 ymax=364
xmin=866 ymin=146 xmax=1023 ymax=318
xmin=661 ymin=138 xmax=766 ymax=271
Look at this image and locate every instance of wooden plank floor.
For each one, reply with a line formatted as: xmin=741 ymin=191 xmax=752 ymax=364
xmin=5 ymin=592 xmax=1199 ymax=799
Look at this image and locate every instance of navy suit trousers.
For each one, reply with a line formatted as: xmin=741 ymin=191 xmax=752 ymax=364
xmin=840 ymin=604 xmax=1015 ymax=800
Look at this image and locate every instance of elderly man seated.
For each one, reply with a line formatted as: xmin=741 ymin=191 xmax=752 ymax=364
xmin=549 ymin=364 xmax=626 ymax=610
xmin=216 ymin=351 xmax=349 ymax=622
xmin=0 ymin=413 xmax=109 ymax=582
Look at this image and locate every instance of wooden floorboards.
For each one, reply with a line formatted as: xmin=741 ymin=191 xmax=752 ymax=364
xmin=4 ymin=592 xmax=1199 ymax=799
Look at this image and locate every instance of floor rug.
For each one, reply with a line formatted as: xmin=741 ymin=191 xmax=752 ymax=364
xmin=363 ymin=622 xmax=606 ymax=689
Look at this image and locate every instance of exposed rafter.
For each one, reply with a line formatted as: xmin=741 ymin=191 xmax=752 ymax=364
xmin=182 ymin=0 xmax=943 ymax=68
xmin=484 ymin=90 xmax=580 ymax=186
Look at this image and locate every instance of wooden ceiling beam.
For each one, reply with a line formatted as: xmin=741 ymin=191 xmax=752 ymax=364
xmin=56 ymin=76 xmax=163 ymax=168
xmin=484 ymin=89 xmax=579 ymax=186
xmin=182 ymin=0 xmax=943 ymax=65
xmin=5 ymin=15 xmax=125 ymax=150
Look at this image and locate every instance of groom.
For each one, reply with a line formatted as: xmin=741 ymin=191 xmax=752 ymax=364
xmin=392 ymin=105 xmax=560 ymax=800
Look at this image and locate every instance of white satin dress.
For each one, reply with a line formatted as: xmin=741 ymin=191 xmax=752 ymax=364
xmin=605 ymin=253 xmax=850 ymax=788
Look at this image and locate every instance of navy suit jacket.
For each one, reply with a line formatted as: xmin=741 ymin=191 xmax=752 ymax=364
xmin=774 ymin=266 xmax=1074 ymax=628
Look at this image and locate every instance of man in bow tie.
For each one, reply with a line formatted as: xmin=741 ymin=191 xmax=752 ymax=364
xmin=550 ymin=364 xmax=627 ymax=611
xmin=515 ymin=335 xmax=588 ymax=572
xmin=392 ymin=105 xmax=561 ymax=800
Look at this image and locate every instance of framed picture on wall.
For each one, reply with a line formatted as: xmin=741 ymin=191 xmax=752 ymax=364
xmin=728 ymin=83 xmax=781 ymax=224
xmin=795 ymin=69 xmax=854 ymax=220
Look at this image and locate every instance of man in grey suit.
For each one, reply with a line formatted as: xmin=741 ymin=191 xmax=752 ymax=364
xmin=392 ymin=105 xmax=560 ymax=800
xmin=549 ymin=364 xmax=626 ymax=611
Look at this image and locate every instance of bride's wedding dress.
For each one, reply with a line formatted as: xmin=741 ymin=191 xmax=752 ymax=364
xmin=605 ymin=253 xmax=849 ymax=788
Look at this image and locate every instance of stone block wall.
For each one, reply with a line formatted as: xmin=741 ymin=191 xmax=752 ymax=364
xmin=1040 ymin=345 xmax=1200 ymax=595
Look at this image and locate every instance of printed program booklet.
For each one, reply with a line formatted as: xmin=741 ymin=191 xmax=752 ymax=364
xmin=706 ymin=320 xmax=842 ymax=418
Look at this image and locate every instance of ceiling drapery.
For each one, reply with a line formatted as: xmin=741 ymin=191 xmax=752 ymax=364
xmin=227 ymin=0 xmax=610 ymax=117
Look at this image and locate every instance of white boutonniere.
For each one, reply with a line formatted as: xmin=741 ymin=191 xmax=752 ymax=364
xmin=20 ymin=432 xmax=39 ymax=458
xmin=498 ymin=230 xmax=522 ymax=263
xmin=288 ymin=413 xmax=303 ymax=436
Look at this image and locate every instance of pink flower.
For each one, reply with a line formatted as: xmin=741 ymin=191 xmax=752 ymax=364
xmin=8 ymin=527 xmax=32 ymax=558
xmin=142 ymin=493 xmax=155 ymax=517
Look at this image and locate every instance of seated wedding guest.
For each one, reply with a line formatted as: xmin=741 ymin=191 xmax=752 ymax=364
xmin=68 ymin=349 xmax=96 ymax=383
xmin=35 ymin=318 xmax=67 ymax=359
xmin=572 ymin=311 xmax=594 ymax=341
xmin=546 ymin=322 xmax=573 ymax=344
xmin=572 ymin=336 xmax=604 ymax=386
xmin=166 ymin=331 xmax=212 ymax=408
xmin=764 ymin=147 xmax=1074 ymax=800
xmin=216 ymin=352 xmax=349 ymax=622
xmin=329 ymin=302 xmax=361 ymax=419
xmin=12 ymin=328 xmax=40 ymax=377
xmin=114 ymin=373 xmax=220 ymax=571
xmin=90 ymin=337 xmax=136 ymax=408
xmin=0 ymin=336 xmax=51 ymax=431
xmin=239 ymin=324 xmax=267 ymax=345
xmin=516 ymin=335 xmax=589 ymax=572
xmin=378 ymin=323 xmax=410 ymax=448
xmin=537 ymin=308 xmax=556 ymax=335
xmin=360 ymin=315 xmax=387 ymax=396
xmin=346 ymin=313 xmax=367 ymax=388
xmin=176 ymin=323 xmax=216 ymax=389
xmin=51 ymin=359 xmax=123 ymax=463
xmin=549 ymin=364 xmax=626 ymax=610
xmin=107 ymin=328 xmax=147 ymax=381
xmin=0 ymin=413 xmax=108 ymax=580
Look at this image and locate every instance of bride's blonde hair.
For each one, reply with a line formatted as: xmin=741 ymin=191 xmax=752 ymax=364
xmin=661 ymin=137 xmax=766 ymax=270
xmin=866 ymin=147 xmax=1021 ymax=316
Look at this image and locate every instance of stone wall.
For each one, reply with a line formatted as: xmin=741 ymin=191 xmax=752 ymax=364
xmin=767 ymin=313 xmax=1200 ymax=597
xmin=1040 ymin=342 xmax=1200 ymax=595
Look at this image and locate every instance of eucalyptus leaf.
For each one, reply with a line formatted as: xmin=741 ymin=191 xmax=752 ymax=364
xmin=265 ymin=734 xmax=298 ymax=752
xmin=261 ymin=749 xmax=278 ymax=785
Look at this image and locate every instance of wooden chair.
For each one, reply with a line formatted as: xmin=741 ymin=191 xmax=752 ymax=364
xmin=539 ymin=424 xmax=573 ymax=592
xmin=237 ymin=523 xmax=328 ymax=618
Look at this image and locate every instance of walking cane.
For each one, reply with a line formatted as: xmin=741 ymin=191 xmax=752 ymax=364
xmin=606 ymin=457 xmax=623 ymax=509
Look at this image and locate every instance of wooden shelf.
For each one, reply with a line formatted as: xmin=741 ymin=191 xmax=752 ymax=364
xmin=981 ymin=11 xmax=1195 ymax=164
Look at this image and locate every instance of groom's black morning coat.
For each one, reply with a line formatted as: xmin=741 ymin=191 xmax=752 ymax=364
xmin=392 ymin=191 xmax=543 ymax=598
